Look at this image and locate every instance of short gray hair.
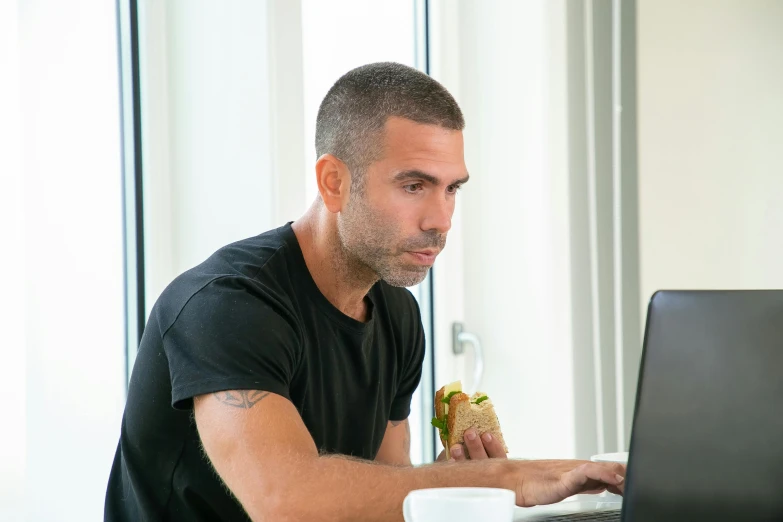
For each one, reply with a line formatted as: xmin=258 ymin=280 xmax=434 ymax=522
xmin=315 ymin=62 xmax=465 ymax=192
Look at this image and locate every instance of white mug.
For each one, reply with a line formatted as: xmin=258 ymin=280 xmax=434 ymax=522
xmin=590 ymin=452 xmax=628 ymax=465
xmin=402 ymin=487 xmax=515 ymax=522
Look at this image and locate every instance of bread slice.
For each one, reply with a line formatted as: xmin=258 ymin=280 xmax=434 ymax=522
xmin=446 ymin=392 xmax=508 ymax=454
xmin=434 ymin=386 xmax=449 ymax=455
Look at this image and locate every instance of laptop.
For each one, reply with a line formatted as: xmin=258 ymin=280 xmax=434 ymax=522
xmin=519 ymin=290 xmax=783 ymax=521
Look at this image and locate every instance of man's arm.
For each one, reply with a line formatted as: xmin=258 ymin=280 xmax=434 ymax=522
xmin=195 ymin=390 xmax=626 ymax=522
xmin=375 ymin=419 xmax=412 ymax=466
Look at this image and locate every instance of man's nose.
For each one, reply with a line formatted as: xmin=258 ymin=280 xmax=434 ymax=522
xmin=421 ymin=194 xmax=453 ymax=234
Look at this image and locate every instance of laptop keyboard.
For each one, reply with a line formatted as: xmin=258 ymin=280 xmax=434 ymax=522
xmin=537 ymin=510 xmax=621 ymax=521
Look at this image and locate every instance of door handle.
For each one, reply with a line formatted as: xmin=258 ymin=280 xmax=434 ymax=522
xmin=452 ymin=322 xmax=484 ymax=396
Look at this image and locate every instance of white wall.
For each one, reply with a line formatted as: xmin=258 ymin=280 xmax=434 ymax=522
xmin=429 ymin=0 xmax=578 ymax=459
xmin=428 ymin=0 xmax=642 ymax=460
xmin=139 ymin=0 xmax=309 ymax=313
xmin=0 ymin=1 xmax=25 ymax=520
xmin=638 ymin=0 xmax=783 ymax=313
xmin=4 ymin=1 xmax=127 ymax=521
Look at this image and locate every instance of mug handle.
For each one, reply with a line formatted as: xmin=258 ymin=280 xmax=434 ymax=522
xmin=402 ymin=494 xmax=412 ymax=522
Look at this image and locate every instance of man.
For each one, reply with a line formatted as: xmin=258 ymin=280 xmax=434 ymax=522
xmin=105 ymin=62 xmax=625 ymax=521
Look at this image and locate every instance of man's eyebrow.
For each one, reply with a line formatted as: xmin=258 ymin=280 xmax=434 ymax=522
xmin=392 ymin=170 xmax=470 ymax=186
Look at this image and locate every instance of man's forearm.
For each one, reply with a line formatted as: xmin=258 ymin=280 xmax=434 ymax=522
xmin=261 ymin=455 xmax=518 ymax=522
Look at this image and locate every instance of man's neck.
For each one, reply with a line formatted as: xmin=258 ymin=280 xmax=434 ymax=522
xmin=291 ymin=202 xmax=378 ymax=323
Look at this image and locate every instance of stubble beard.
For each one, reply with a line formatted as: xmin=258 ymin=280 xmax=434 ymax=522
xmin=336 ymin=192 xmax=445 ymax=288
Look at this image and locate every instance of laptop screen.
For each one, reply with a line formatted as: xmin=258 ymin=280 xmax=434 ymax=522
xmin=623 ymin=290 xmax=783 ymax=521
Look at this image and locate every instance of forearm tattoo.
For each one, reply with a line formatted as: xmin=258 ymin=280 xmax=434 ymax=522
xmin=212 ymin=390 xmax=270 ymax=409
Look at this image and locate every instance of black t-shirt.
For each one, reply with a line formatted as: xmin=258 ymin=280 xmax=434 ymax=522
xmin=105 ymin=223 xmax=426 ymax=521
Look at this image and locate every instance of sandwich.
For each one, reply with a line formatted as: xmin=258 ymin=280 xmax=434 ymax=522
xmin=431 ymin=380 xmax=508 ymax=460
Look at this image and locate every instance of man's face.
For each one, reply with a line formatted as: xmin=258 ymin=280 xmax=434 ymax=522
xmin=337 ymin=117 xmax=469 ymax=287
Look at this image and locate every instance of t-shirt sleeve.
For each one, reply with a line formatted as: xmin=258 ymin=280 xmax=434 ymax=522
xmin=388 ymin=294 xmax=426 ymax=421
xmin=162 ymin=276 xmax=301 ymax=410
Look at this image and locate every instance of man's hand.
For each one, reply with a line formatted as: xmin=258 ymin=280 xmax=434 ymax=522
xmin=514 ymin=460 xmax=626 ymax=507
xmin=436 ymin=428 xmax=508 ymax=461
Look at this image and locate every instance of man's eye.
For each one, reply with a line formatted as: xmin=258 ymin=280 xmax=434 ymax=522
xmin=404 ymin=183 xmax=423 ymax=193
xmin=447 ymin=184 xmax=462 ymax=194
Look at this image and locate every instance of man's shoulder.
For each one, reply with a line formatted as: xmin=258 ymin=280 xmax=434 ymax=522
xmin=152 ymin=224 xmax=302 ymax=330
xmin=204 ymin=223 xmax=296 ymax=278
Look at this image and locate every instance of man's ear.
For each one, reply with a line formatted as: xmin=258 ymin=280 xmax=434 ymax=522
xmin=315 ymin=154 xmax=351 ymax=213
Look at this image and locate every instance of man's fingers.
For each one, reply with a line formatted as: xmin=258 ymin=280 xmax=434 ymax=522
xmin=481 ymin=432 xmax=508 ymax=459
xmin=436 ymin=450 xmax=447 ymax=462
xmin=450 ymin=444 xmax=467 ymax=461
xmin=463 ymin=429 xmax=488 ymax=459
xmin=587 ymin=463 xmax=625 ymax=493
xmin=449 ymin=430 xmax=507 ymax=462
xmin=563 ymin=463 xmax=626 ymax=496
